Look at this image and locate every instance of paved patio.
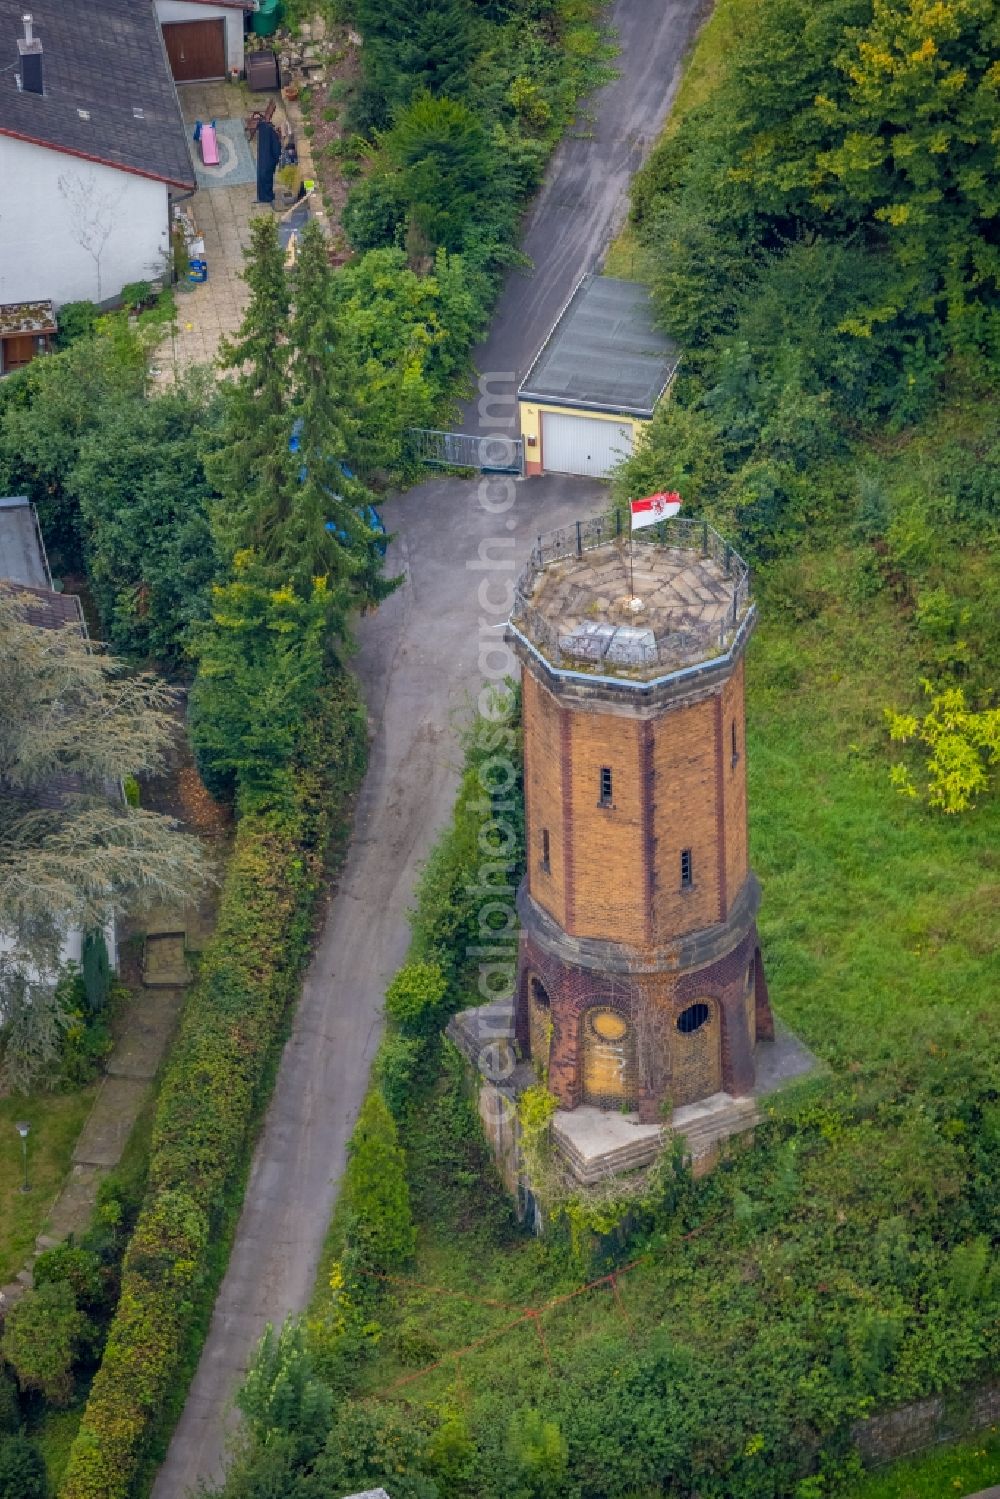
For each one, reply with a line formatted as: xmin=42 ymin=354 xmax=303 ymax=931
xmin=152 ymin=80 xmax=283 ymax=379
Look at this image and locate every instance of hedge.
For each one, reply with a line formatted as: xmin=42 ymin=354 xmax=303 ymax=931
xmin=59 ymin=678 xmax=366 ymax=1499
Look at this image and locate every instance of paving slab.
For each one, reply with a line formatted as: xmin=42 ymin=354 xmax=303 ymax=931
xmin=108 ymin=987 xmax=186 ymax=1081
xmin=45 ymin=1163 xmax=107 ymax=1242
xmin=73 ymin=1077 xmax=151 ymax=1169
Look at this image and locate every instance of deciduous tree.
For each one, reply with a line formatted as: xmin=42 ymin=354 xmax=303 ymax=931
xmin=0 ymin=591 xmax=208 ymax=1089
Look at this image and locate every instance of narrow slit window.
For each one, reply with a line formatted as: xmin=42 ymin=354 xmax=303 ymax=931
xmin=731 ymin=720 xmax=739 ymax=766
xmin=599 ymin=767 xmax=613 ymax=806
xmin=541 ymin=828 xmax=550 ymax=870
xmin=680 ymin=848 xmax=693 ymax=888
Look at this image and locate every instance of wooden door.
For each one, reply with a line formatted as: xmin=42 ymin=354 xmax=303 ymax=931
xmin=2 ymin=334 xmax=37 ymax=371
xmin=162 ymin=19 xmax=226 ymax=81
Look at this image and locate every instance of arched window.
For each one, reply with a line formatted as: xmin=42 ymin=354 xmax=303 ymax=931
xmin=528 ymin=977 xmax=552 ymax=1070
xmin=671 ymin=998 xmax=721 ymax=1106
xmin=676 ymin=1001 xmax=710 ymax=1035
xmin=582 ymin=1007 xmax=636 ymax=1109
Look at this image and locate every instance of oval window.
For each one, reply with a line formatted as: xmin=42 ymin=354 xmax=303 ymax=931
xmin=676 ymin=1002 xmax=710 ymax=1035
xmin=589 ymin=1009 xmax=628 ymax=1043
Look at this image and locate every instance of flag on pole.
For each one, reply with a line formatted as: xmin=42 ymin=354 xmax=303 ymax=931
xmin=630 ymin=492 xmax=682 ymax=531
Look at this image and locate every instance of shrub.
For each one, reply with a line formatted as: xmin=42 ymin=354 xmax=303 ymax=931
xmin=33 ymin=1245 xmax=107 ymax=1318
xmin=54 ymin=302 xmax=97 ymax=349
xmin=377 ymin=1031 xmax=432 ymax=1121
xmin=342 ymin=1091 xmax=415 ymax=1272
xmin=119 ymin=281 xmax=152 ymax=312
xmin=0 ymin=1433 xmax=49 ymax=1499
xmin=384 ymin=961 xmax=447 ymax=1037
xmin=1 ymin=1280 xmax=89 ymax=1407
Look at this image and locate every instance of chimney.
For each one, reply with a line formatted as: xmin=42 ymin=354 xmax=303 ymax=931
xmin=18 ymin=12 xmax=43 ymax=96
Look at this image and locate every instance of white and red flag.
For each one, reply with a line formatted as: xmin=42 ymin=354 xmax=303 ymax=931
xmin=630 ymin=491 xmax=682 ymax=531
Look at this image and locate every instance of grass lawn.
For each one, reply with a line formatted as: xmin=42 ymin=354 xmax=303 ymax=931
xmin=845 ymin=1429 xmax=1000 ymax=1498
xmin=0 ymin=1086 xmax=97 ymax=1284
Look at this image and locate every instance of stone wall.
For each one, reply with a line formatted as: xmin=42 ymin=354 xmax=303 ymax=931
xmin=854 ymin=1381 xmax=1000 ymax=1466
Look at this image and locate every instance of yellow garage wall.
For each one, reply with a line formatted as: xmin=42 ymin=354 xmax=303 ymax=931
xmin=519 ymin=401 xmax=650 ymax=456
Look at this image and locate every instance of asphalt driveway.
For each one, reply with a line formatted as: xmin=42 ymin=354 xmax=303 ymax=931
xmin=152 ymin=475 xmax=608 ymax=1496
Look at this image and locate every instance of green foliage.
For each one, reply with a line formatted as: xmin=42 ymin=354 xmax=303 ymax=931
xmin=330 ymin=246 xmax=486 ymax=464
xmin=340 ymin=0 xmax=611 ymax=430
xmin=0 ymin=321 xmax=149 ymax=571
xmin=33 ymin=1246 xmax=107 ymax=1319
xmin=59 ymin=681 xmax=366 ymax=1499
xmin=384 ymin=961 xmax=448 ymax=1036
xmin=238 ymin=1321 xmax=333 ymax=1463
xmin=188 ymin=559 xmax=333 ymax=809
xmin=69 ymin=379 xmax=220 ymax=669
xmin=1 ymin=1281 xmax=90 ymax=1407
xmin=0 ymin=1366 xmax=20 ymax=1435
xmin=507 ymin=1408 xmax=570 ymax=1498
xmin=356 ymin=0 xmax=476 ymax=111
xmin=384 ymin=93 xmax=492 ymax=252
xmin=0 ymin=1433 xmax=49 ymax=1499
xmin=118 ymin=282 xmax=152 ymax=312
xmin=312 ymin=1399 xmax=440 ymax=1499
xmin=342 ymin=1091 xmax=415 ymax=1273
xmin=53 ymin=302 xmax=98 ymax=350
xmin=885 ymin=681 xmax=1000 ymax=812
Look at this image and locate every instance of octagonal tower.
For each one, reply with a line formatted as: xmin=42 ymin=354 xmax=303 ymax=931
xmin=508 ymin=514 xmax=773 ymax=1125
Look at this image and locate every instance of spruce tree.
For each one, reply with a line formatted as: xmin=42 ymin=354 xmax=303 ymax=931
xmin=287 ymin=223 xmax=399 ymax=623
xmin=206 ymin=216 xmax=298 ymax=568
xmin=355 ymin=0 xmax=476 ymax=111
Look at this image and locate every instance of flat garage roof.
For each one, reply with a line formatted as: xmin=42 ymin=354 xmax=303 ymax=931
xmin=518 ymin=275 xmax=680 ymax=418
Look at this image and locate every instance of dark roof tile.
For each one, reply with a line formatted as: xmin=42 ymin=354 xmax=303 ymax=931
xmin=0 ymin=0 xmax=195 ymax=189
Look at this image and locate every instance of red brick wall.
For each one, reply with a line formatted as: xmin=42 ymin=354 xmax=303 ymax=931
xmin=522 ymin=672 xmax=567 ymax=929
xmin=650 ymin=694 xmax=723 ymax=941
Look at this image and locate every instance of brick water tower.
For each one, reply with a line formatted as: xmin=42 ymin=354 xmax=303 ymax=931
xmin=508 ymin=513 xmax=773 ymax=1130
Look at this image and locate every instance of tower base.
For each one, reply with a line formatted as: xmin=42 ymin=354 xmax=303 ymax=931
xmin=515 ymin=877 xmax=774 ymax=1124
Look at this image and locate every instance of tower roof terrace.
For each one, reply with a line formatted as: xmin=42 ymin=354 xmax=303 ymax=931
xmin=509 ymin=514 xmax=754 ymax=685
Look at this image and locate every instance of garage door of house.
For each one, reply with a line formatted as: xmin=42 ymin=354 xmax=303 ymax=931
xmin=162 ymin=18 xmax=226 ymax=81
xmin=542 ymin=411 xmax=634 ymax=479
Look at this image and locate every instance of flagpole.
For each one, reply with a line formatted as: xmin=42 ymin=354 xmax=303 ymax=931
xmin=628 ymin=498 xmax=634 ymax=600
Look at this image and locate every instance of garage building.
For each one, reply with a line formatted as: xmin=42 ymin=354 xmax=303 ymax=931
xmin=518 ymin=276 xmax=680 ymax=479
xmin=156 ymin=0 xmax=247 ymax=83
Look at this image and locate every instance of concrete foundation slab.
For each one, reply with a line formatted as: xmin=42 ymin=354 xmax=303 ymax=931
xmin=553 ymin=1106 xmax=663 ymax=1184
xmin=454 ymin=997 xmax=821 ymax=1187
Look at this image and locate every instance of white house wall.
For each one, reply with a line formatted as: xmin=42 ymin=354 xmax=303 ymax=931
xmin=0 ymin=136 xmax=171 ymax=308
xmin=155 ymin=1 xmax=245 ymax=73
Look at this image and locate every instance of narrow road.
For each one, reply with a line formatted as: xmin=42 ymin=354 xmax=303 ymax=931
xmin=459 ymin=0 xmax=705 ymax=429
xmin=154 ymin=2 xmax=706 ymax=1491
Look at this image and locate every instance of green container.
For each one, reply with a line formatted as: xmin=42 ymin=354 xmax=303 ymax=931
xmin=252 ymin=0 xmax=282 ymax=37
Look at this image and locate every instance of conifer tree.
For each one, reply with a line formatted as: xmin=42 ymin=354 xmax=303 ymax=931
xmin=287 ymin=222 xmax=399 ymax=621
xmin=355 ymin=0 xmax=476 ymax=111
xmin=207 ymin=216 xmax=298 ymax=568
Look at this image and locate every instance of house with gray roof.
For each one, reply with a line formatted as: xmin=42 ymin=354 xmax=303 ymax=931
xmin=0 ymin=1 xmax=196 ymax=309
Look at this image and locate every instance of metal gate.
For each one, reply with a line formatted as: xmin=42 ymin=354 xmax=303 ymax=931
xmin=407 ymin=428 xmax=524 ymax=475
